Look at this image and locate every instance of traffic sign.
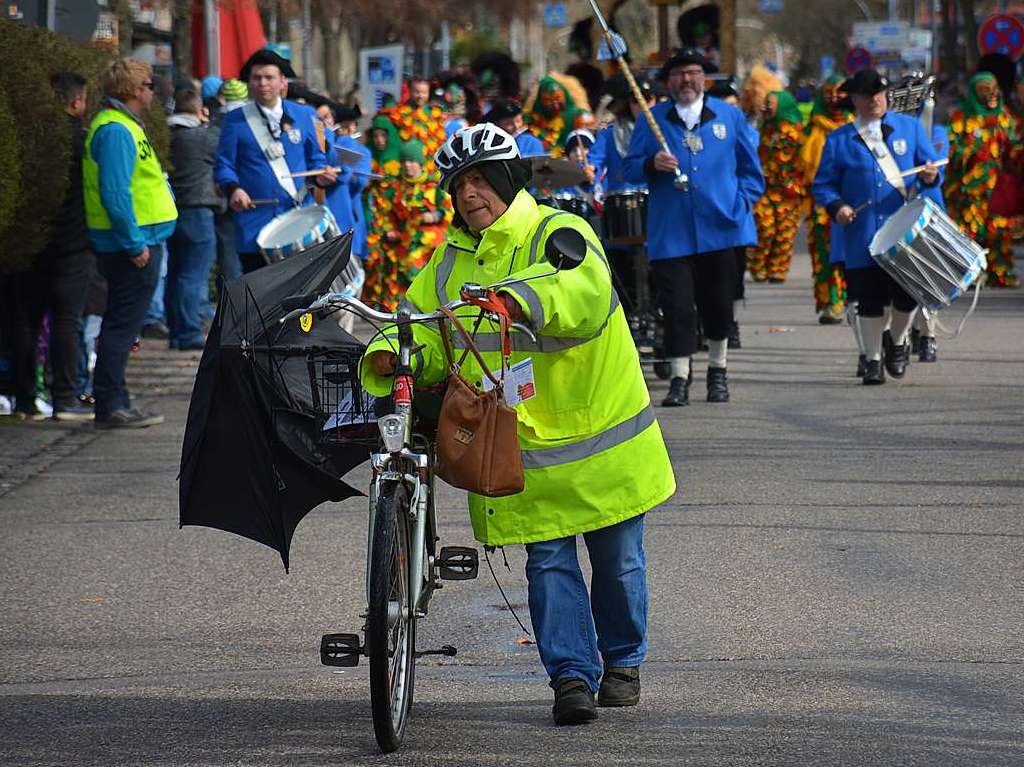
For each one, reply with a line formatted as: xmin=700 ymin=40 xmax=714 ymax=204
xmin=979 ymin=14 xmax=1024 ymax=60
xmin=844 ymin=46 xmax=875 ymax=74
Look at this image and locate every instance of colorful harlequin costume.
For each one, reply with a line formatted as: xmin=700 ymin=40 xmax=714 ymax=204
xmin=749 ymin=90 xmax=806 ymax=283
xmin=362 ymin=140 xmax=452 ymax=310
xmin=523 ymin=74 xmax=593 ymax=156
xmin=946 ymin=72 xmax=1022 ymax=287
xmin=376 ymin=99 xmax=448 ymax=174
xmin=739 ymin=65 xmax=783 ymax=123
xmin=799 ymin=75 xmax=851 ymax=317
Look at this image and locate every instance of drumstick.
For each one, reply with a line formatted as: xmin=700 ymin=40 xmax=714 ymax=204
xmin=886 ymin=157 xmax=949 ymax=182
xmin=285 ymin=166 xmax=342 ymax=178
xmin=249 ymin=198 xmax=278 ymax=206
xmin=853 ymin=199 xmax=872 ymax=214
xmin=284 ymin=167 xmax=383 ymax=180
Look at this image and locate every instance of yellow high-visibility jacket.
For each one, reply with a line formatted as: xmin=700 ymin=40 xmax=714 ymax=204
xmin=360 ymin=190 xmax=676 ymax=545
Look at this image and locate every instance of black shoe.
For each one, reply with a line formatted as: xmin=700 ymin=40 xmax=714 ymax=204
xmin=856 ymin=354 xmax=867 ymax=378
xmin=95 ymin=408 xmax=165 ymax=429
xmin=706 ymin=366 xmax=729 ymax=403
xmin=910 ymin=326 xmax=921 ymax=355
xmin=552 ymin=677 xmax=598 ymax=725
xmin=862 ymin=359 xmax=886 ymax=385
xmin=52 ymin=402 xmax=94 ymax=421
xmin=883 ymin=332 xmax=910 ymax=378
xmin=141 ymin=322 xmax=170 ymax=340
xmin=727 ymin=321 xmax=741 ymax=349
xmin=918 ymin=336 xmax=937 ymax=363
xmin=661 ymin=376 xmax=689 ymax=407
xmin=598 ymin=666 xmax=640 ymax=707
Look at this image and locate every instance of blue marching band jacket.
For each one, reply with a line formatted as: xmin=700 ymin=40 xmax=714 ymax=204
xmin=326 ymin=133 xmax=372 ymax=260
xmin=811 ymin=111 xmax=943 ymax=270
xmin=623 ymin=97 xmax=764 ymax=261
xmin=589 ymin=122 xmax=646 ymax=196
xmin=214 ymin=99 xmax=327 ymax=254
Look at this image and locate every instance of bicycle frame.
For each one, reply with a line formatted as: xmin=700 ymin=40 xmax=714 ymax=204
xmin=366 ymin=311 xmax=435 ymax=620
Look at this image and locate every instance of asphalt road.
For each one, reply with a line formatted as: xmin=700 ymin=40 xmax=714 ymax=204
xmin=2 ymin=251 xmax=1022 ymax=766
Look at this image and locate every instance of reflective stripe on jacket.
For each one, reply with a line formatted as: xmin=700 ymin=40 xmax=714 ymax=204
xmin=358 ymin=190 xmax=676 ymax=545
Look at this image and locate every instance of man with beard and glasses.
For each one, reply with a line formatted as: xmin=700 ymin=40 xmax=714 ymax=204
xmin=623 ymin=49 xmax=764 ymax=407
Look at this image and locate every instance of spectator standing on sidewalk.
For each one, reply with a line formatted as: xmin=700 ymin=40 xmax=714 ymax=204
xmin=83 ymin=58 xmax=178 ymax=428
xmin=10 ymin=72 xmax=96 ymax=421
xmin=166 ymin=89 xmax=219 ymax=351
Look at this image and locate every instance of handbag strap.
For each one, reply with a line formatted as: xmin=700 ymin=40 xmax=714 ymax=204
xmin=438 ymin=306 xmax=506 ymax=387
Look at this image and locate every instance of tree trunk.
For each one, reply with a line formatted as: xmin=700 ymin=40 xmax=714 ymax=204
xmin=941 ymin=0 xmax=959 ymax=77
xmin=959 ymin=0 xmax=979 ymax=73
xmin=316 ymin=5 xmax=343 ymax=97
xmin=172 ymin=0 xmax=192 ymax=79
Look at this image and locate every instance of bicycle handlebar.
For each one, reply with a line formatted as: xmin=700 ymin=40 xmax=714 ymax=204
xmin=278 ymin=290 xmax=538 ymax=342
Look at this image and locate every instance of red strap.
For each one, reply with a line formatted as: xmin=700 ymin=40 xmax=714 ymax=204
xmin=460 ymin=288 xmax=513 ymax=357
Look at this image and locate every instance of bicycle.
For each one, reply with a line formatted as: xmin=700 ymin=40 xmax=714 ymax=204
xmin=278 ymin=230 xmax=584 ymax=752
xmin=277 ymin=285 xmax=533 ymax=752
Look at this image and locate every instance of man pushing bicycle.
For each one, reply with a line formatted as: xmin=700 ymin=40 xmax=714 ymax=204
xmin=359 ymin=124 xmax=676 ymax=726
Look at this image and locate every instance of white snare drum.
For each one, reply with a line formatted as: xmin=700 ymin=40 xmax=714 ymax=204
xmin=256 ymin=205 xmax=340 ymax=263
xmin=869 ymin=198 xmax=988 ymax=311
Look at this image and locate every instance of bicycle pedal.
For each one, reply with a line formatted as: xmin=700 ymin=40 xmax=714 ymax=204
xmin=320 ymin=633 xmax=362 ymax=667
xmin=438 ymin=546 xmax=479 ymax=580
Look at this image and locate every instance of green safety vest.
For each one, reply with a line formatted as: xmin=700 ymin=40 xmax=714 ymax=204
xmin=358 ymin=190 xmax=676 ymax=546
xmin=83 ymin=106 xmax=177 ymax=232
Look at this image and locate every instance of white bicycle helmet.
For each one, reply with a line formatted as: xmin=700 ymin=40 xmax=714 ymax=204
xmin=435 ymin=123 xmax=520 ymax=191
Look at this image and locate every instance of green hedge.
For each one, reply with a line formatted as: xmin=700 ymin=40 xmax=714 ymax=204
xmin=0 ymin=20 xmax=171 ymax=273
xmin=0 ymin=89 xmax=19 ymax=248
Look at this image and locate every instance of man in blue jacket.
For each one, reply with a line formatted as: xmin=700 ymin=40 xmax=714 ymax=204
xmin=485 ymin=98 xmax=546 ymax=157
xmin=84 ymin=58 xmax=178 ymax=429
xmin=333 ymin=114 xmax=372 ymax=263
xmin=624 ymin=49 xmax=764 ymax=406
xmin=812 ymin=69 xmax=941 ymax=385
xmin=214 ymin=50 xmax=335 ymax=273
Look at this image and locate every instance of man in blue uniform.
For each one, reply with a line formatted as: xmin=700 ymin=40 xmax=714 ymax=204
xmin=588 ymin=74 xmax=655 ymax=322
xmin=485 ymin=98 xmax=546 ymax=157
xmin=624 ymin=49 xmax=764 ymax=406
xmin=215 ymin=49 xmax=335 ymax=273
xmin=812 ymin=69 xmax=941 ymax=385
xmin=333 ymin=113 xmax=373 ymax=265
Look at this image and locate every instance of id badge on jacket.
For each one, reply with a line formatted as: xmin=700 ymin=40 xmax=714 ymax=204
xmin=482 ymin=357 xmax=537 ymax=406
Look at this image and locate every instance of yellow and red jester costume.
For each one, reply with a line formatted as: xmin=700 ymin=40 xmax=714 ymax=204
xmin=750 ymin=90 xmax=806 ymax=283
xmin=946 ymin=72 xmax=1022 ymax=288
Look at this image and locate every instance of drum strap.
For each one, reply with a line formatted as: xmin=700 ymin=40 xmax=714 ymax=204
xmin=855 ymin=120 xmax=906 ymax=199
xmin=243 ymin=102 xmax=307 ymax=204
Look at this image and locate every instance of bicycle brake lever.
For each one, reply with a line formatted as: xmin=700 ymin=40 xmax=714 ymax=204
xmin=510 ymin=322 xmax=537 ymax=342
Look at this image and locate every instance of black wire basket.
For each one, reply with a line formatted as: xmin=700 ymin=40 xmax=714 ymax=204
xmin=307 ymin=348 xmax=379 ymax=446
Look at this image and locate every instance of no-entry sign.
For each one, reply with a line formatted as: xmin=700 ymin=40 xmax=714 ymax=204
xmin=979 ymin=14 xmax=1024 ymax=60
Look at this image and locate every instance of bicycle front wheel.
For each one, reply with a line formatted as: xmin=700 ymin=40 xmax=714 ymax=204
xmin=367 ymin=481 xmax=416 ymax=753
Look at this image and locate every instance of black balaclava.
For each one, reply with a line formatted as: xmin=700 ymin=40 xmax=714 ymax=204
xmin=452 ymin=158 xmax=533 ymax=232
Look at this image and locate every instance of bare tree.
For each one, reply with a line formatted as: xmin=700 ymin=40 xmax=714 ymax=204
xmin=765 ymin=0 xmax=889 ymax=82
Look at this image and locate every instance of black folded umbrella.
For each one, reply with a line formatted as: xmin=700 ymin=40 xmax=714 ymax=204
xmin=178 ymin=234 xmax=371 ymax=570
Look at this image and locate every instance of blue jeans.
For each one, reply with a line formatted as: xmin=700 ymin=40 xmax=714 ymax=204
xmin=94 ymin=248 xmax=163 ymax=417
xmin=76 ymin=314 xmax=102 ymax=396
xmin=145 ymin=242 xmax=168 ymax=327
xmin=166 ymin=207 xmax=216 ymax=347
xmin=525 ymin=514 xmax=648 ymax=692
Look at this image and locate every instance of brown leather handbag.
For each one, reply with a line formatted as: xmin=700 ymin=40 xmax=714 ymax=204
xmin=434 ymin=306 xmax=524 ymax=497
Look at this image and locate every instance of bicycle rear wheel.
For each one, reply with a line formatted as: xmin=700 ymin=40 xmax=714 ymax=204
xmin=367 ymin=481 xmax=416 ymax=752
